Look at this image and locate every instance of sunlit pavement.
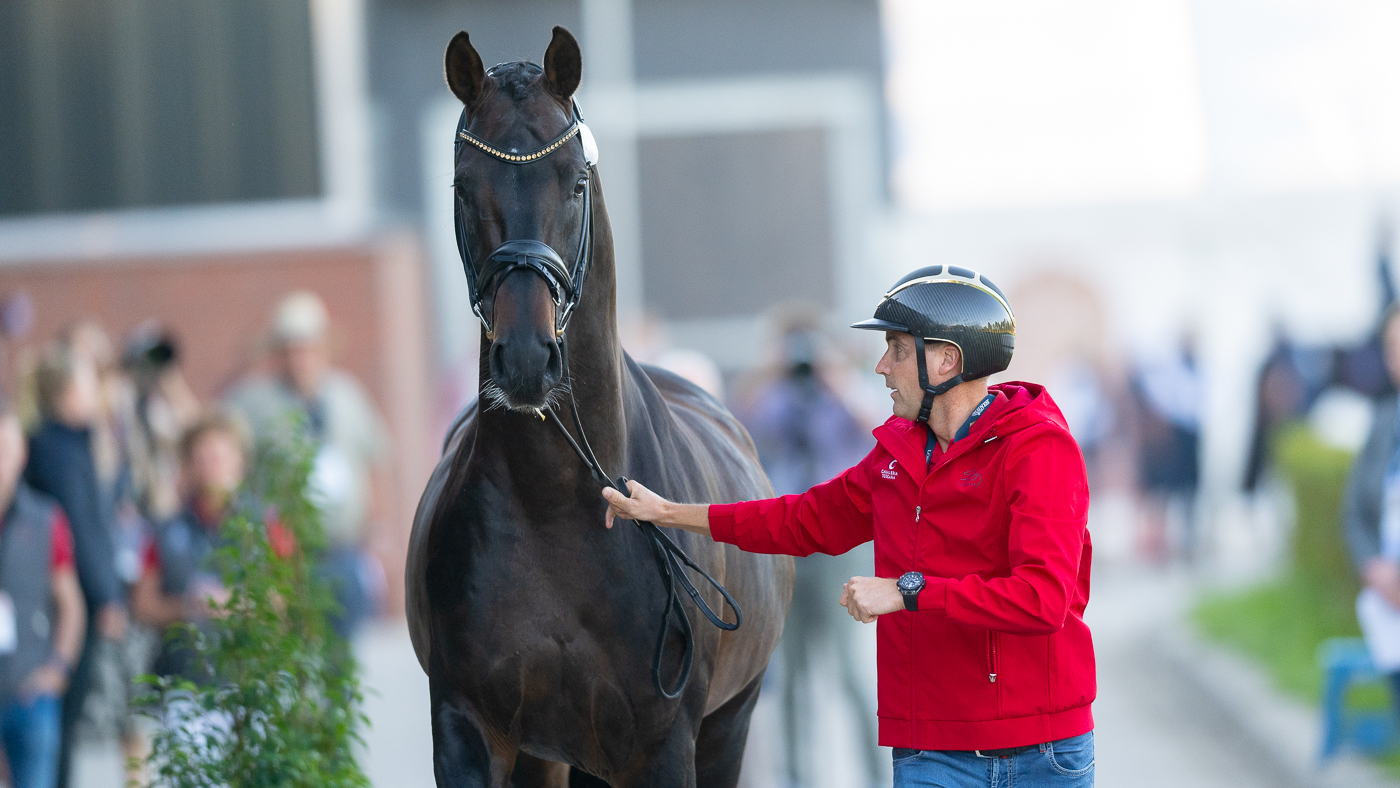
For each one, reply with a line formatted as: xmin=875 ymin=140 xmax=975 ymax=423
xmin=358 ymin=620 xmax=436 ymax=787
xmin=71 ymin=563 xmax=1314 ymax=788
xmin=1087 ymin=562 xmax=1296 ymax=788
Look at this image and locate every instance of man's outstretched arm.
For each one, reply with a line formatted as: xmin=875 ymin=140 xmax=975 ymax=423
xmin=602 ymin=481 xmax=710 ymax=535
xmin=600 ymin=450 xmax=876 ymax=560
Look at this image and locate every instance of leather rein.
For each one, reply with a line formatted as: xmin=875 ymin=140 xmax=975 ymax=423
xmin=453 ymin=98 xmax=742 ymax=699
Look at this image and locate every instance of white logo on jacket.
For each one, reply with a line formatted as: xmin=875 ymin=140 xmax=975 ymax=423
xmin=881 ymin=460 xmax=898 ymax=480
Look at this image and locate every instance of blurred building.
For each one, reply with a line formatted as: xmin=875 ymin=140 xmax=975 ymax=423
xmin=0 ymin=0 xmax=892 ymax=616
xmin=372 ymin=0 xmax=892 ymax=376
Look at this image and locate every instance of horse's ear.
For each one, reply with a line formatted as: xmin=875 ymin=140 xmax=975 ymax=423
xmin=445 ymin=31 xmax=486 ymax=108
xmin=543 ymin=26 xmax=581 ymax=101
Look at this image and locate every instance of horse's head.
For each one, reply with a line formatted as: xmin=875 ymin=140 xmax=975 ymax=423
xmin=447 ymin=27 xmax=592 ymax=412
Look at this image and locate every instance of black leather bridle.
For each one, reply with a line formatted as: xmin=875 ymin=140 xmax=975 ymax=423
xmin=452 ymin=94 xmax=741 ymax=699
xmin=453 ymin=97 xmax=596 ymax=337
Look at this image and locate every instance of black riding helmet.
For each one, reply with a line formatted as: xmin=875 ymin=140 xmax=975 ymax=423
xmin=852 ymin=266 xmax=1016 ymax=423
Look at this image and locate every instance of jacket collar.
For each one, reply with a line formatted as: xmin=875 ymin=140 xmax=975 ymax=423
xmin=871 ymin=382 xmax=1056 ymax=483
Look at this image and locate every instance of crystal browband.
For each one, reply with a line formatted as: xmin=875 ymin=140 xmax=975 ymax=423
xmin=457 ymin=123 xmax=581 ymax=164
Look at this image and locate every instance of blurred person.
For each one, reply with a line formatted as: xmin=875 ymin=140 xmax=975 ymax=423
xmin=225 ymin=291 xmax=389 ymax=638
xmin=121 ymin=324 xmax=201 ymax=523
xmin=61 ymin=320 xmax=167 ymax=785
xmin=0 ymin=401 xmax=86 ymax=788
xmin=1345 ymin=307 xmax=1400 ymax=708
xmin=1130 ymin=337 xmax=1202 ymax=562
xmin=732 ymin=317 xmax=881 ymax=788
xmin=131 ymin=409 xmax=291 ymax=679
xmin=624 ymin=312 xmax=725 ymax=400
xmin=604 ymin=268 xmax=1096 ymax=788
xmin=23 ymin=342 xmax=126 ymax=788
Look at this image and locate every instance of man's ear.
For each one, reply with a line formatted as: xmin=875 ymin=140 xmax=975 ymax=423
xmin=940 ymin=343 xmax=964 ymax=377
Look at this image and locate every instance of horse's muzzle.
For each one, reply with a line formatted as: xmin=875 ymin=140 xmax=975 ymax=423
xmin=488 ymin=334 xmax=563 ymax=410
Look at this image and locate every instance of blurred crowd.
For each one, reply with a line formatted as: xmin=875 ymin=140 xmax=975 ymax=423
xmin=0 ymin=290 xmax=390 ymax=788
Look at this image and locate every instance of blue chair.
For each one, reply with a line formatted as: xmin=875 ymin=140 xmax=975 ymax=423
xmin=1317 ymin=637 xmax=1396 ymax=762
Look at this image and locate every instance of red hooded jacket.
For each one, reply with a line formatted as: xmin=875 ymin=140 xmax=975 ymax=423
xmin=710 ymin=382 xmax=1094 ymax=751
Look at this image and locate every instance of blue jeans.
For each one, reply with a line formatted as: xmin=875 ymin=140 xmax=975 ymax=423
xmin=0 ymin=694 xmax=61 ymax=788
xmin=893 ymin=731 xmax=1094 ymax=788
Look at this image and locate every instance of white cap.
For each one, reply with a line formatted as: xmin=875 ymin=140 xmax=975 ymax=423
xmin=271 ymin=291 xmax=329 ymax=345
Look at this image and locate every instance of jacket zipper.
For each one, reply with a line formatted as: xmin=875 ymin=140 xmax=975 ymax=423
xmin=910 ymin=495 xmax=922 ymax=726
xmin=986 ymin=631 xmax=998 ymax=683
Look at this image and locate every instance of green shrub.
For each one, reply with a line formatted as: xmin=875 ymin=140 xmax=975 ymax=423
xmin=1193 ymin=424 xmax=1363 ymax=701
xmin=1274 ymin=423 xmax=1360 ymax=597
xmin=136 ymin=426 xmax=369 ymax=787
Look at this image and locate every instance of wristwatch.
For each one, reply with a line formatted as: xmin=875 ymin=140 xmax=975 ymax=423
xmin=897 ymin=571 xmax=925 ymax=612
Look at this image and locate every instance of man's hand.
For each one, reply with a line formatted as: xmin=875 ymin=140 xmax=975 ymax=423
xmin=19 ymin=663 xmax=67 ymax=701
xmin=839 ymin=576 xmax=904 ymax=623
xmin=602 ymin=480 xmax=670 ymax=528
xmin=600 ymin=481 xmax=712 ymax=536
xmin=1367 ymin=558 xmax=1400 ymax=610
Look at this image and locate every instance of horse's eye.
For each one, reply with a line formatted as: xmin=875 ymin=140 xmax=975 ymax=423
xmin=573 ymin=177 xmax=587 ymax=197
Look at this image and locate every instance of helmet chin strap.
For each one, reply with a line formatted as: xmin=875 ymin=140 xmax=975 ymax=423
xmin=914 ymin=335 xmax=964 ymax=424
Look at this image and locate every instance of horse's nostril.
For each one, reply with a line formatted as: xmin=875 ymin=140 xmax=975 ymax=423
xmin=546 ymin=341 xmax=563 ymax=381
xmin=488 ymin=340 xmax=506 ymax=375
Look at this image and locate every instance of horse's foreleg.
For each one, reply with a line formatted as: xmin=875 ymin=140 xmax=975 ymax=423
xmin=615 ymin=715 xmax=699 ymax=788
xmin=511 ymin=754 xmax=572 ymax=787
xmin=694 ymin=672 xmax=765 ymax=788
xmin=430 ymin=678 xmax=514 ymax=788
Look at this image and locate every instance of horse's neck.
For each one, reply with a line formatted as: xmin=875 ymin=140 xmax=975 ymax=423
xmin=476 ymin=230 xmax=630 ymax=488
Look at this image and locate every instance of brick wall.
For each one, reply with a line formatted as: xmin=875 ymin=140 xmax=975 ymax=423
xmin=0 ymin=236 xmax=435 ymax=616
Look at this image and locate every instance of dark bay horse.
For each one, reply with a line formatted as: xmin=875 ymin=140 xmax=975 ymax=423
xmin=406 ymin=27 xmax=794 ymax=788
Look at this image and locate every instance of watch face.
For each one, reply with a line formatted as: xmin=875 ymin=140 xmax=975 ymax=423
xmin=897 ymin=572 xmax=923 ymax=593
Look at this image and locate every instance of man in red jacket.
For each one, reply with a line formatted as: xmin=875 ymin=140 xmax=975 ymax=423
xmin=604 ymin=266 xmax=1095 ymax=787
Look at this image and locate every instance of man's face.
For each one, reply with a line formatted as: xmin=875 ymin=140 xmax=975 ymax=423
xmin=278 ymin=339 xmax=329 ymax=399
xmin=874 ymin=332 xmax=959 ymax=420
xmin=0 ymin=416 xmax=26 ymax=496
xmin=58 ymin=359 xmax=100 ymax=427
xmin=187 ymin=430 xmax=245 ymax=497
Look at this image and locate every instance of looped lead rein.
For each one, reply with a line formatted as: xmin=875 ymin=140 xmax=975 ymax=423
xmin=541 ymin=341 xmax=742 ymax=700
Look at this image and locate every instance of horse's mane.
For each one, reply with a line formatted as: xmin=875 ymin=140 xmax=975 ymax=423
xmin=485 ymin=61 xmax=544 ymax=102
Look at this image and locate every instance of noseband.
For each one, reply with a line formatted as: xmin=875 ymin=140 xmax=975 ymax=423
xmin=453 ymin=95 xmax=598 ymax=336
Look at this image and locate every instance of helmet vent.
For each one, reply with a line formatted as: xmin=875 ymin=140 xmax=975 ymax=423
xmin=979 ymin=275 xmax=1007 ymax=302
xmin=948 ymin=266 xmax=975 ymax=279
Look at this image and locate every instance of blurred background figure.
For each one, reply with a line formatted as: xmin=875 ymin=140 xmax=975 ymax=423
xmin=731 ymin=307 xmax=881 ymax=788
xmin=0 ymin=400 xmax=85 ymax=788
xmin=1346 ymin=306 xmax=1400 ymax=711
xmin=225 ymin=292 xmax=389 ymax=639
xmin=624 ymin=313 xmax=726 ymax=401
xmin=23 ymin=342 xmax=126 ymax=788
xmin=1130 ymin=336 xmax=1203 ymax=563
xmin=131 ymin=409 xmax=290 ymax=679
xmin=121 ymin=324 xmax=202 ymax=525
xmin=56 ymin=321 xmax=161 ymax=786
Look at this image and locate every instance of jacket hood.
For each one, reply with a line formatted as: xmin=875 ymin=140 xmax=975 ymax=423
xmin=873 ymin=381 xmax=1073 ymax=473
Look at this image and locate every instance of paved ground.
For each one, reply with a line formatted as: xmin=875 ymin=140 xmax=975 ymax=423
xmin=71 ymin=560 xmax=1310 ymax=787
xmin=1087 ymin=565 xmax=1297 ymax=788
